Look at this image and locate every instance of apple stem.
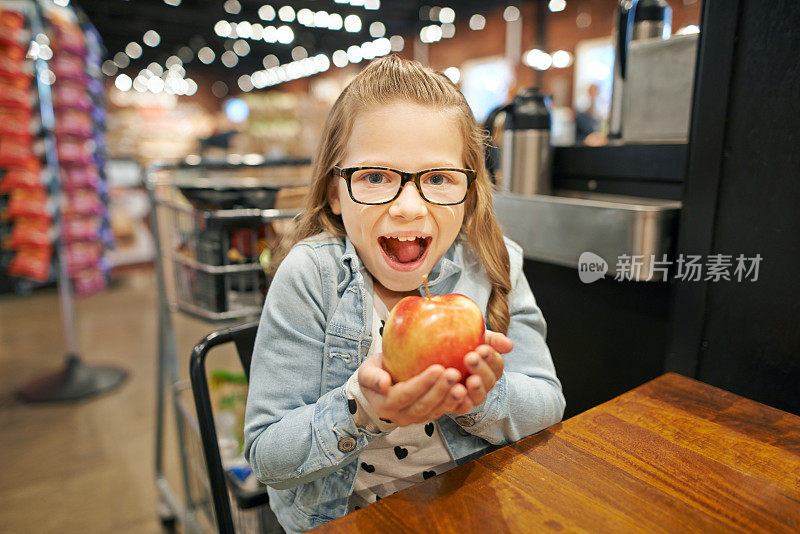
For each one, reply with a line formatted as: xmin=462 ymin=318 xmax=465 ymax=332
xmin=423 ymin=274 xmax=431 ymax=299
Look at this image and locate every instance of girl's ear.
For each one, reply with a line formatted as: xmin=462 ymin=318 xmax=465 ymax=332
xmin=328 ymin=179 xmax=342 ymax=215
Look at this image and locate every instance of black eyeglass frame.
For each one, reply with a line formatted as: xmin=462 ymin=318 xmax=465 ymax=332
xmin=333 ymin=165 xmax=477 ymax=206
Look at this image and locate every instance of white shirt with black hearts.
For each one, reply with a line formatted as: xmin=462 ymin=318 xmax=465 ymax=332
xmin=343 ymin=291 xmax=457 ymax=512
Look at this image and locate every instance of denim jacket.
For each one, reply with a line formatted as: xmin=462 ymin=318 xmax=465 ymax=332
xmin=244 ymin=233 xmax=565 ymax=533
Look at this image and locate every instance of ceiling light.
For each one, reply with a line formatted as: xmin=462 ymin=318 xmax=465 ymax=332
xmin=374 ymin=37 xmax=391 ymax=56
xmin=344 ymin=14 xmax=362 ymax=33
xmin=469 ymin=14 xmax=486 ymax=30
xmin=113 ymin=52 xmax=130 ymax=68
xmin=185 ymin=79 xmax=197 ymax=96
xmin=346 ymin=45 xmax=363 ymax=63
xmin=263 ymin=54 xmax=279 ymax=68
xmin=221 ymin=50 xmax=239 ymax=67
xmin=389 ymin=35 xmax=404 ymax=51
xmin=313 ymin=53 xmax=330 ymax=72
xmin=252 ymin=71 xmax=268 ymax=89
xmin=102 ymin=60 xmax=118 ymax=76
xmin=503 ymin=6 xmax=521 ymax=22
xmin=278 ymin=6 xmax=296 ymax=22
xmin=369 ymin=21 xmax=385 ymax=38
xmin=238 ymin=74 xmax=254 ymax=92
xmin=314 ymin=11 xmax=330 ymax=28
xmin=364 ymin=0 xmax=380 ymax=9
xmin=115 ymin=73 xmax=132 ymax=91
xmin=233 ymin=39 xmax=250 ymax=56
xmin=442 ymin=23 xmax=455 ymax=38
xmin=143 ymin=30 xmax=160 ymax=47
xmin=53 ymin=0 xmax=69 ymax=6
xmin=198 ymin=47 xmax=215 ymax=64
xmin=133 ymin=76 xmax=147 ymax=92
xmin=443 ymin=66 xmax=460 ymax=84
xmin=263 ymin=26 xmax=278 ymax=43
xmin=327 ymin=13 xmax=343 ymax=30
xmin=164 ymin=0 xmax=181 ymax=6
xmin=292 ymin=46 xmax=308 ymax=61
xmin=549 ymin=0 xmax=567 ymax=12
xmin=551 ymin=50 xmax=573 ymax=68
xmin=251 ymin=23 xmax=264 ymax=40
xmin=214 ymin=21 xmax=231 ymax=37
xmin=297 ymin=9 xmax=314 ymax=26
xmin=223 ymin=0 xmax=241 ymax=15
xmin=300 ymin=58 xmax=316 ymax=76
xmin=277 ymin=25 xmax=294 ymax=44
xmin=147 ymin=77 xmax=165 ymax=93
xmin=165 ymin=56 xmax=181 ymax=69
xmin=168 ymin=64 xmax=185 ymax=77
xmin=212 ymin=81 xmax=228 ymax=98
xmin=523 ymin=48 xmax=552 ymax=70
xmin=361 ymin=41 xmax=376 ymax=60
xmin=439 ymin=7 xmax=455 ymax=24
xmin=178 ymin=46 xmax=193 ymax=62
xmin=258 ymin=5 xmax=276 ymax=21
xmin=148 ymin=62 xmax=163 ymax=77
xmin=332 ymin=49 xmax=348 ymax=68
xmin=237 ymin=21 xmax=252 ymax=39
xmin=125 ymin=42 xmax=142 ymax=59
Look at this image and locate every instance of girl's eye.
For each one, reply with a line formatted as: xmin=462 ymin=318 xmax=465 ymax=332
xmin=425 ymin=173 xmax=450 ymax=186
xmin=366 ymin=173 xmax=386 ymax=184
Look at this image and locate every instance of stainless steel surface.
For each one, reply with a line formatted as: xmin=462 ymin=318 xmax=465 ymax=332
xmin=500 ymin=129 xmax=552 ymax=195
xmin=623 ymin=34 xmax=699 ymax=142
xmin=493 ymin=191 xmax=681 ymax=281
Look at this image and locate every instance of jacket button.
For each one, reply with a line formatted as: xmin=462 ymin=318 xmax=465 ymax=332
xmin=455 ymin=416 xmax=475 ymax=427
xmin=338 ymin=436 xmax=357 ymax=453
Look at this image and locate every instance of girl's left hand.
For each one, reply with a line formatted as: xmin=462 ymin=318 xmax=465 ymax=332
xmin=451 ymin=330 xmax=513 ymax=414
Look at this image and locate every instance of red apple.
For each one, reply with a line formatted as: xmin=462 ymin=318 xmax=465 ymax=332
xmin=382 ymin=293 xmax=485 ymax=384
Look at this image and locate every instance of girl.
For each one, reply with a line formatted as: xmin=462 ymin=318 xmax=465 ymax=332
xmin=244 ymin=55 xmax=565 ymax=533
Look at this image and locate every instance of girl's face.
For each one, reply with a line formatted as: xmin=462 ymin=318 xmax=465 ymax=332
xmin=329 ymin=101 xmax=466 ymax=294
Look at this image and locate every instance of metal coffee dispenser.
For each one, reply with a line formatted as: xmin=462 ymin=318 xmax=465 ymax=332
xmin=484 ymin=88 xmax=553 ymax=196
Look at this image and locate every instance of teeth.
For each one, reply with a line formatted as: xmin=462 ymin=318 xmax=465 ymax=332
xmin=390 ymin=236 xmax=424 ymax=241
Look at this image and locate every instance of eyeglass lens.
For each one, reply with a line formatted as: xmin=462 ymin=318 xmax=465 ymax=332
xmin=349 ymin=168 xmax=468 ymax=204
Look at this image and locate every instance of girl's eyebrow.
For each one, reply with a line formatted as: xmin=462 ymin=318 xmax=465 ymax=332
xmin=350 ymin=161 xmax=462 ymax=169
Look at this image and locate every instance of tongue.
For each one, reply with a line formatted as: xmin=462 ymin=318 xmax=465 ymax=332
xmin=385 ymin=238 xmax=422 ymax=263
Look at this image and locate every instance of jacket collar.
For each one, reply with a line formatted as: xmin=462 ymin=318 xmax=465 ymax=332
xmin=337 ymin=235 xmax=464 ymax=294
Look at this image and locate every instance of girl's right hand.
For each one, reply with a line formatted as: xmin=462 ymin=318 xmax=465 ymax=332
xmin=358 ymin=352 xmax=473 ymax=426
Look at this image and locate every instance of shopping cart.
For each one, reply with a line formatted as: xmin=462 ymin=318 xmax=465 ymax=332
xmin=190 ymin=321 xmax=283 ymax=534
xmin=147 ymin=159 xmax=305 ymax=533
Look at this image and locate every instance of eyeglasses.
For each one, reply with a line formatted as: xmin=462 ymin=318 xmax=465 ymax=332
xmin=333 ymin=166 xmax=477 ymax=206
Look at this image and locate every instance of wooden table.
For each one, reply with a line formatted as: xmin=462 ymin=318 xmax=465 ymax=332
xmin=313 ymin=373 xmax=800 ymax=533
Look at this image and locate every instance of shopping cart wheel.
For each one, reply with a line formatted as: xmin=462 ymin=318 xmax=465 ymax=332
xmin=159 ymin=515 xmax=177 ymax=533
xmin=158 ymin=502 xmax=177 ymax=533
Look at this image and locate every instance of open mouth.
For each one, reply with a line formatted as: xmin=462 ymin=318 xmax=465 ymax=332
xmin=378 ymin=235 xmax=431 ymax=269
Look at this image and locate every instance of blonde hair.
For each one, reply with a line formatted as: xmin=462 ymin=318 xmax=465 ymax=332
xmin=277 ymin=55 xmax=512 ymax=332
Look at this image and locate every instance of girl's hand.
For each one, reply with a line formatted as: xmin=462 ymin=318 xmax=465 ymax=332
xmin=457 ymin=330 xmax=512 ymax=411
xmin=358 ymin=353 xmax=469 ymax=427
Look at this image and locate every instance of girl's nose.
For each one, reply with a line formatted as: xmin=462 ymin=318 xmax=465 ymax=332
xmin=388 ymin=182 xmax=428 ymax=220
